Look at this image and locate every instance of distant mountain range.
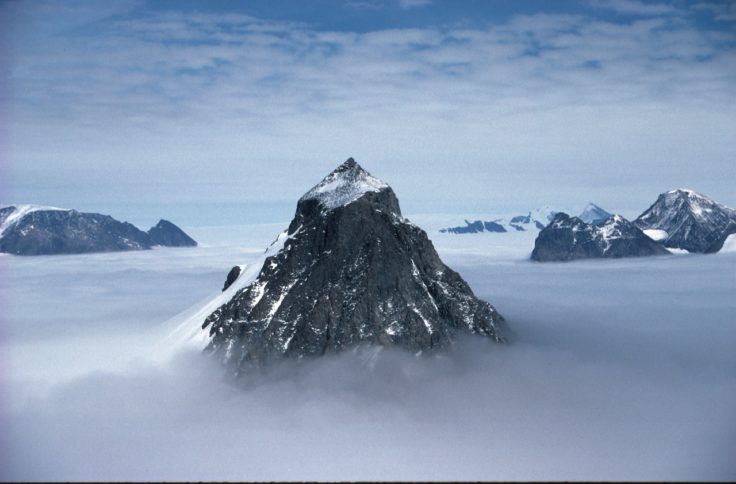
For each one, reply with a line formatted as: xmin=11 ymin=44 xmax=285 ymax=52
xmin=0 ymin=204 xmax=196 ymax=255
xmin=532 ymin=189 xmax=736 ymax=261
xmin=439 ymin=206 xmax=560 ymax=233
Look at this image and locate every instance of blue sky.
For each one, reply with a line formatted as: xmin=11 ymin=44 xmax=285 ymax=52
xmin=2 ymin=0 xmax=735 ymax=226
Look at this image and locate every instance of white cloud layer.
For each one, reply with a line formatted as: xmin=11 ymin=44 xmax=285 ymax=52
xmin=1 ymin=227 xmax=735 ymax=480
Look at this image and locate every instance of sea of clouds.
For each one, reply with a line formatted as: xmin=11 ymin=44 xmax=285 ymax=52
xmin=1 ymin=223 xmax=734 ymax=481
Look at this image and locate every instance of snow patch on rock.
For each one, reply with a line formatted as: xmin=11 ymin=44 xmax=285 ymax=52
xmin=643 ymin=229 xmax=668 ymax=242
xmin=300 ymin=158 xmax=388 ymax=210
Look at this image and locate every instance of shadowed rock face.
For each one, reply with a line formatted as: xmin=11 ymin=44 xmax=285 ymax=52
xmin=531 ymin=213 xmax=670 ymax=262
xmin=202 ymin=158 xmax=505 ymax=371
xmin=706 ymin=222 xmax=736 ymax=254
xmin=634 ymin=189 xmax=736 ymax=253
xmin=222 ymin=266 xmax=243 ymax=291
xmin=147 ymin=219 xmax=197 ymax=247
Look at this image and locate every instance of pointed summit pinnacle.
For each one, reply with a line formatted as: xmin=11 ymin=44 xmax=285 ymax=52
xmin=298 ymin=157 xmax=391 ymax=212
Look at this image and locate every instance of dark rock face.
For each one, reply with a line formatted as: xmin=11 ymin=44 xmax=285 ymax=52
xmin=0 ymin=206 xmax=15 ymax=226
xmin=484 ymin=221 xmax=507 ymax=233
xmin=578 ymin=203 xmax=612 ymax=224
xmin=706 ymin=222 xmax=736 ymax=254
xmin=147 ymin=219 xmax=197 ymax=247
xmin=222 ymin=266 xmax=243 ymax=291
xmin=202 ymin=158 xmax=505 ymax=371
xmin=0 ymin=208 xmax=153 ymax=255
xmin=440 ymin=220 xmax=485 ymax=234
xmin=531 ymin=213 xmax=670 ymax=262
xmin=634 ymin=189 xmax=736 ymax=253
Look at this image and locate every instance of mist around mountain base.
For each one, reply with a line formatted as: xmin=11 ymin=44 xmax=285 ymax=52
xmin=1 ymin=222 xmax=734 ymax=481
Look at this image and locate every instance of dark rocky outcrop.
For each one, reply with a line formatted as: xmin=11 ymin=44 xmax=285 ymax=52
xmin=634 ymin=189 xmax=736 ymax=253
xmin=440 ymin=219 xmax=506 ymax=233
xmin=222 ymin=265 xmax=243 ymax=291
xmin=147 ymin=219 xmax=197 ymax=247
xmin=201 ymin=158 xmax=505 ymax=372
xmin=531 ymin=213 xmax=670 ymax=262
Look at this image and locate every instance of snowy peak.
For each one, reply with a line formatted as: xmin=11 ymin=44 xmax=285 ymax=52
xmin=578 ymin=203 xmax=612 ymax=224
xmin=658 ymin=189 xmax=726 ymax=221
xmin=635 ymin=189 xmax=736 ymax=252
xmin=299 ymin=158 xmax=390 ymax=211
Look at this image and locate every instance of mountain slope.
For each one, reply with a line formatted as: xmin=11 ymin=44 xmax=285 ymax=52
xmin=194 ymin=158 xmax=505 ymax=372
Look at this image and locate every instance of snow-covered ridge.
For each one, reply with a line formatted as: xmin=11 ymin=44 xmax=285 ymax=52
xmin=160 ymin=226 xmax=298 ymax=353
xmin=659 ymin=189 xmax=732 ymax=221
xmin=299 ymin=158 xmax=388 ymax=210
xmin=0 ymin=204 xmax=71 ymax=237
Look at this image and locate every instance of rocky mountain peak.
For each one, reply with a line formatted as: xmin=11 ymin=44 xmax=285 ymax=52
xmin=578 ymin=203 xmax=612 ymax=224
xmin=635 ymin=189 xmax=736 ymax=252
xmin=147 ymin=219 xmax=198 ymax=247
xmin=196 ymin=158 xmax=505 ymax=373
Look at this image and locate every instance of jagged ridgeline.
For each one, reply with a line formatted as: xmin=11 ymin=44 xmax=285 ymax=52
xmin=202 ymin=158 xmax=505 ymax=371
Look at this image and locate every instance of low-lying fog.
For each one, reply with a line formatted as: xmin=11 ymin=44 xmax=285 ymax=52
xmin=1 ymin=223 xmax=735 ymax=481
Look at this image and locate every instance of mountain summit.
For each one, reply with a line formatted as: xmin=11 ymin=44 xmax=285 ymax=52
xmin=634 ymin=189 xmax=736 ymax=253
xmin=578 ymin=203 xmax=612 ymax=224
xmin=197 ymin=158 xmax=505 ymax=372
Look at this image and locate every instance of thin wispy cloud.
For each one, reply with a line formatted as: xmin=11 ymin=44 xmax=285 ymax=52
xmin=587 ymin=0 xmax=680 ymax=16
xmin=3 ymin=1 xmax=735 ymax=223
xmin=398 ymin=0 xmax=433 ymax=9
